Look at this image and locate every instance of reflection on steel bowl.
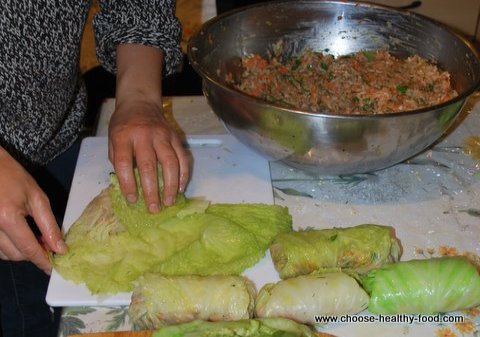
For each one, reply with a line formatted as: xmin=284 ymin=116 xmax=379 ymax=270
xmin=188 ymin=0 xmax=480 ymax=175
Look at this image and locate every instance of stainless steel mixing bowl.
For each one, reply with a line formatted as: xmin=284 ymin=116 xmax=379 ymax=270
xmin=188 ymin=0 xmax=480 ymax=174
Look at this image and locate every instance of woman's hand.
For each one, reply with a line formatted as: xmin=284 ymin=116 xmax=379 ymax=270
xmin=109 ymin=44 xmax=191 ymax=212
xmin=108 ymin=99 xmax=190 ymax=212
xmin=0 ymin=147 xmax=67 ymax=274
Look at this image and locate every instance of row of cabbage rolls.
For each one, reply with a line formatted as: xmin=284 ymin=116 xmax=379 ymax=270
xmin=128 ymin=224 xmax=480 ymax=330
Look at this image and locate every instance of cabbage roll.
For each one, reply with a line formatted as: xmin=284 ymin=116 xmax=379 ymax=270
xmin=270 ymin=224 xmax=401 ymax=279
xmin=152 ymin=318 xmax=319 ymax=337
xmin=128 ymin=274 xmax=256 ymax=329
xmin=255 ymin=273 xmax=369 ymax=325
xmin=363 ymin=256 xmax=480 ymax=314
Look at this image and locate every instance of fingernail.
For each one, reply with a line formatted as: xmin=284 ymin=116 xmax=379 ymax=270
xmin=149 ymin=203 xmax=160 ymax=213
xmin=164 ymin=196 xmax=174 ymax=206
xmin=127 ymin=194 xmax=137 ymax=203
xmin=56 ymin=240 xmax=68 ymax=253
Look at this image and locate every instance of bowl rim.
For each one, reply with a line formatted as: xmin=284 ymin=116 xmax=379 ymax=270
xmin=188 ymin=0 xmax=480 ymax=119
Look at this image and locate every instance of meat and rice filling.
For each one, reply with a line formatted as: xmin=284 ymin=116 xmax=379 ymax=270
xmin=233 ymin=48 xmax=457 ymax=114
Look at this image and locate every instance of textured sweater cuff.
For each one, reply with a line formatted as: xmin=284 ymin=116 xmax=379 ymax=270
xmin=95 ymin=27 xmax=183 ymax=76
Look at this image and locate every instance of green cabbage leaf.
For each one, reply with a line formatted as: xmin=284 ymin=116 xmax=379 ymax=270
xmin=53 ymin=171 xmax=292 ymax=294
xmin=362 ymin=256 xmax=480 ymax=314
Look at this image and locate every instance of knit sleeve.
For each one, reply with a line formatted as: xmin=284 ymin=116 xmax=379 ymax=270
xmin=93 ymin=0 xmax=182 ymax=75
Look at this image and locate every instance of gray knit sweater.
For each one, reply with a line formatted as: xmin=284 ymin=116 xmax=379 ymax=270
xmin=0 ymin=0 xmax=182 ymax=165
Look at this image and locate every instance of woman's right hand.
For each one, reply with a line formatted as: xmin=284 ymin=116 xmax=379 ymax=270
xmin=0 ymin=147 xmax=67 ymax=274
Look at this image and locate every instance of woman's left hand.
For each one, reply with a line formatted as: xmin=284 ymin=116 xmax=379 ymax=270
xmin=108 ymin=99 xmax=190 ymax=213
xmin=109 ymin=44 xmax=191 ymax=213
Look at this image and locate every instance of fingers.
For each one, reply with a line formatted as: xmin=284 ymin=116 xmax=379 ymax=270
xmin=136 ymin=132 xmax=184 ymax=210
xmin=0 ymin=231 xmax=23 ymax=260
xmin=136 ymin=143 xmax=161 ymax=212
xmin=111 ymin=131 xmax=165 ymax=211
xmin=154 ymin=140 xmax=179 ymax=208
xmin=111 ymin=132 xmax=191 ymax=211
xmin=171 ymin=136 xmax=191 ymax=193
xmin=110 ymin=137 xmax=138 ymax=203
xmin=153 ymin=132 xmax=193 ymax=208
xmin=0 ymin=217 xmax=52 ymax=274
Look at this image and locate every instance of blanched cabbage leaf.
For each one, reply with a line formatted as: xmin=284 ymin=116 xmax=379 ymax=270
xmin=152 ymin=318 xmax=319 ymax=337
xmin=53 ymin=172 xmax=292 ymax=294
xmin=270 ymin=224 xmax=401 ymax=279
xmin=255 ymin=273 xmax=369 ymax=325
xmin=109 ymin=171 xmax=209 ymax=235
xmin=129 ymin=274 xmax=256 ymax=329
xmin=363 ymin=256 xmax=480 ymax=314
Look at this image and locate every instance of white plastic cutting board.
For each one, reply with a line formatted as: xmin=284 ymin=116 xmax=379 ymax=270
xmin=46 ymin=135 xmax=280 ymax=307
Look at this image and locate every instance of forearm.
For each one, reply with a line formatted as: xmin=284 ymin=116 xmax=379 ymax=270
xmin=115 ymin=43 xmax=164 ymax=109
